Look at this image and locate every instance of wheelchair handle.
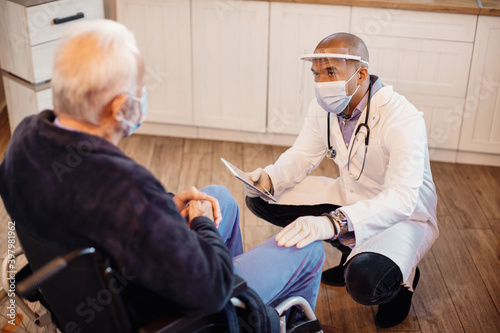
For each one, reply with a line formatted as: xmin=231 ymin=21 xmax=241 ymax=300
xmin=17 ymin=248 xmax=96 ymax=297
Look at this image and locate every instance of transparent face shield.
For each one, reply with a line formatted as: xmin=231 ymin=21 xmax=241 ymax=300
xmin=300 ymin=48 xmax=371 ymax=179
xmin=299 ymin=47 xmax=368 ymax=117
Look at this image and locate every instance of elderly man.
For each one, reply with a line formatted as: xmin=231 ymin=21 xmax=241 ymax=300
xmin=245 ymin=32 xmax=439 ymax=328
xmin=0 ymin=20 xmax=328 ymax=330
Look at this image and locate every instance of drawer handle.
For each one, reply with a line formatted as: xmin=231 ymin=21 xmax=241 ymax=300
xmin=53 ymin=12 xmax=85 ymax=25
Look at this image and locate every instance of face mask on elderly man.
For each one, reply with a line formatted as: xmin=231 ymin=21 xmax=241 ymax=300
xmin=117 ymin=86 xmax=148 ymax=137
xmin=315 ymin=67 xmax=361 ymax=114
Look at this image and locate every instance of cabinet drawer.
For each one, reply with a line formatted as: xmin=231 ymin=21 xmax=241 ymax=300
xmin=366 ymin=36 xmax=473 ymax=97
xmin=27 ymin=0 xmax=104 ymax=46
xmin=32 ymin=40 xmax=57 ymax=83
xmin=351 ymin=7 xmax=477 ymax=42
xmin=37 ymin=87 xmax=53 ymax=112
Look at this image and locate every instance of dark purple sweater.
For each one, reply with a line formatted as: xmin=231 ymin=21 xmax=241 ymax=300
xmin=0 ymin=111 xmax=233 ymax=327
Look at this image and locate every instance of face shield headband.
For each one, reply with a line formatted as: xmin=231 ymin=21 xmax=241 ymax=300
xmin=300 ymin=50 xmax=369 ymax=115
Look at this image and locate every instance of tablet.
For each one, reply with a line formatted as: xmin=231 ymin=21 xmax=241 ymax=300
xmin=221 ymin=158 xmax=277 ymax=202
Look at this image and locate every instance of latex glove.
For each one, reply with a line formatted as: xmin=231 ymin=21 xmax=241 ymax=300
xmin=276 ymin=216 xmax=334 ymax=249
xmin=245 ymin=168 xmax=273 ymax=198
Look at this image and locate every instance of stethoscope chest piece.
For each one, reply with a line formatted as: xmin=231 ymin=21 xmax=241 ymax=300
xmin=326 ymin=148 xmax=336 ymax=159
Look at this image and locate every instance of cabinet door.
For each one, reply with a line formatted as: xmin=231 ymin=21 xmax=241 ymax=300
xmin=459 ymin=16 xmax=500 ymax=155
xmin=363 ymin=36 xmax=473 ymax=98
xmin=404 ymin=93 xmax=465 ymax=151
xmin=191 ymin=0 xmax=269 ymax=132
xmin=117 ymin=0 xmax=193 ymax=125
xmin=361 ymin=35 xmax=473 ymax=152
xmin=267 ymin=3 xmax=351 ymax=135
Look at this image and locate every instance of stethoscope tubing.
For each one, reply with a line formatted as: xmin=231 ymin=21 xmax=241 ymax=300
xmin=327 ymin=80 xmax=373 ymax=180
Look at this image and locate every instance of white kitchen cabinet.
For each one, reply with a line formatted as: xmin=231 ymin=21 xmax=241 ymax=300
xmin=0 ymin=0 xmax=104 ymax=85
xmin=191 ymin=0 xmax=269 ymax=132
xmin=113 ymin=1 xmax=499 ymax=166
xmin=117 ymin=0 xmax=193 ymax=126
xmin=1 ymin=72 xmax=52 ymax=131
xmin=363 ymin=36 xmax=473 ymax=98
xmin=267 ymin=2 xmax=351 ymax=135
xmin=458 ymin=15 xmax=500 ymax=159
xmin=350 ymin=7 xmax=476 ymax=159
xmin=350 ymin=7 xmax=477 ymax=43
xmin=0 ymin=0 xmax=104 ymax=132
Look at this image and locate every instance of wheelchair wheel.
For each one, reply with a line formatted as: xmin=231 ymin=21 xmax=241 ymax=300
xmin=0 ymin=301 xmax=58 ymax=333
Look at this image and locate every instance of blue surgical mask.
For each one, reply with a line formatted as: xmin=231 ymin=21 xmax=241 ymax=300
xmin=119 ymin=86 xmax=148 ymax=137
xmin=315 ymin=68 xmax=361 ymax=114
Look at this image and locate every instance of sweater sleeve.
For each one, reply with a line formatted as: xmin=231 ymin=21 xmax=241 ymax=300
xmin=120 ymin=194 xmax=234 ymax=316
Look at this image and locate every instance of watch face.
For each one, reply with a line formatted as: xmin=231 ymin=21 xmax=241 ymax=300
xmin=336 ymin=211 xmax=346 ymax=220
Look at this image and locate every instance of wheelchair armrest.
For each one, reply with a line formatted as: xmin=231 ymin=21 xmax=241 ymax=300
xmin=17 ymin=248 xmax=96 ymax=298
xmin=139 ymin=274 xmax=248 ymax=333
xmin=232 ymin=274 xmax=248 ymax=297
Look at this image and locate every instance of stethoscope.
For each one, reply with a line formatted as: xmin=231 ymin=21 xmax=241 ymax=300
xmin=326 ymin=81 xmax=372 ymax=180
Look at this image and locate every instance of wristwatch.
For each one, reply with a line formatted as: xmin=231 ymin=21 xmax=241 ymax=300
xmin=330 ymin=210 xmax=349 ymax=235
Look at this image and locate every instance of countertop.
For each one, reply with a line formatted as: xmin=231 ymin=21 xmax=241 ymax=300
xmin=8 ymin=0 xmax=500 ymax=16
xmin=480 ymin=0 xmax=500 ymax=16
xmin=255 ymin=0 xmax=496 ymax=16
xmin=8 ymin=0 xmax=58 ymax=7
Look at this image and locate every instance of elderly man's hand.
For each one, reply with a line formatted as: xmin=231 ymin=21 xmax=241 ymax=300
xmin=173 ymin=187 xmax=222 ymax=226
xmin=187 ymin=200 xmax=214 ymax=226
xmin=276 ymin=216 xmax=334 ymax=248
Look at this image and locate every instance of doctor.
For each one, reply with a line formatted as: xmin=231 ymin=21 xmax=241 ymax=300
xmin=245 ymin=32 xmax=439 ymax=328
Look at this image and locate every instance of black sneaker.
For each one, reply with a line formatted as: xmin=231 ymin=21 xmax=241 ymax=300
xmin=321 ymin=253 xmax=350 ymax=286
xmin=375 ymin=267 xmax=420 ymax=328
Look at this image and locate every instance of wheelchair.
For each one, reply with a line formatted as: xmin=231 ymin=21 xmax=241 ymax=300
xmin=1 ymin=230 xmax=326 ymax=333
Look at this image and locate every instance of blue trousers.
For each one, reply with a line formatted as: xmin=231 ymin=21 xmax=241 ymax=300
xmin=202 ymin=185 xmax=325 ymax=310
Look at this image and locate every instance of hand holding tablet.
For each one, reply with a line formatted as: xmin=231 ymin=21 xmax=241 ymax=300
xmin=221 ymin=158 xmax=277 ymax=202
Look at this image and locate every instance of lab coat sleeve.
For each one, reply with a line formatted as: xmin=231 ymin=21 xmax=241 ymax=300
xmin=341 ymin=101 xmax=427 ymax=246
xmin=264 ymin=101 xmax=327 ymax=197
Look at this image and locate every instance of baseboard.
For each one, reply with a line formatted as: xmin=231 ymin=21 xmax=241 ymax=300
xmin=457 ymin=151 xmax=500 ymax=167
xmin=136 ymin=122 xmax=297 ymax=147
xmin=136 ymin=122 xmax=500 ymax=166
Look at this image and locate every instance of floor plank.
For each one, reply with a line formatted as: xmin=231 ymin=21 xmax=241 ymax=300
xmin=211 ymin=140 xmax=245 ymax=227
xmin=325 ymin=284 xmax=377 ymax=333
xmin=241 ymin=143 xmax=275 ymax=229
xmin=460 ymin=228 xmax=500 ymax=312
xmin=118 ymin=134 xmax=157 ymax=168
xmin=431 ymin=162 xmax=490 ymax=229
xmin=412 ymin=251 xmax=464 ymax=333
xmin=178 ymin=152 xmax=213 ymax=192
xmin=322 ymin=239 xmax=376 ymax=333
xmin=315 ymin=244 xmax=336 ymax=329
xmin=458 ymin=164 xmax=500 ymax=220
xmin=431 ymin=216 xmax=500 ymax=332
xmin=148 ymin=137 xmax=184 ymax=194
xmin=2 ymin=130 xmax=500 ymax=332
xmin=0 ymin=109 xmax=11 ymax=160
xmin=183 ymin=138 xmax=213 ymax=154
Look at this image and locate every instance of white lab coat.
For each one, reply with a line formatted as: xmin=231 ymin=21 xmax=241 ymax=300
xmin=264 ymin=84 xmax=439 ymax=289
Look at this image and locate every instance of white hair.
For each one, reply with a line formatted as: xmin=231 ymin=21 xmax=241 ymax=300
xmin=52 ymin=19 xmax=140 ymax=125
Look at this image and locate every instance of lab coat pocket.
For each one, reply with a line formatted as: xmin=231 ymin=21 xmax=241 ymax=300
xmin=353 ymin=143 xmax=387 ymax=178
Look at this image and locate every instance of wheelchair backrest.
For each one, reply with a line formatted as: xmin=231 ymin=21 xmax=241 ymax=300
xmin=16 ymin=229 xmax=132 ymax=333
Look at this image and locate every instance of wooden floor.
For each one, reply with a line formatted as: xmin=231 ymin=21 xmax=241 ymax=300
xmin=0 ymin=108 xmax=499 ymax=332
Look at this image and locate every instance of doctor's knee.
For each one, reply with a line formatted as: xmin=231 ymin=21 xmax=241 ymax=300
xmin=344 ymin=252 xmax=403 ymax=305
